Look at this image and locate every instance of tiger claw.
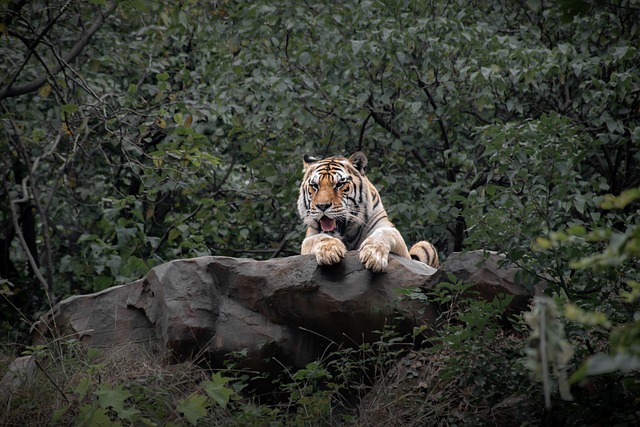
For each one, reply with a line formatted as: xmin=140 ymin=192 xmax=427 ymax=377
xmin=359 ymin=241 xmax=390 ymax=272
xmin=315 ymin=239 xmax=347 ymax=266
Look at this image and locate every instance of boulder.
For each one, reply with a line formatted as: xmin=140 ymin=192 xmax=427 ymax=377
xmin=30 ymin=250 xmax=539 ymax=369
xmin=427 ymin=250 xmax=545 ymax=314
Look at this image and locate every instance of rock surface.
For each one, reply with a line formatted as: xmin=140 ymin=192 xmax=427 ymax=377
xmin=31 ymin=250 xmax=540 ymax=368
xmin=426 ymin=250 xmax=544 ymax=314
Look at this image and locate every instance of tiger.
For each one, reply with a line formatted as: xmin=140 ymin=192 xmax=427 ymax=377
xmin=297 ymin=151 xmax=439 ymax=272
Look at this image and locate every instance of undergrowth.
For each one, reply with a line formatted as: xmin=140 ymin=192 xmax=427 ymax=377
xmin=0 ymin=278 xmax=538 ymax=427
xmin=2 ymin=267 xmax=639 ymax=426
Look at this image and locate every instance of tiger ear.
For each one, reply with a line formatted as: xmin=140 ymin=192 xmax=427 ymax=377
xmin=303 ymin=154 xmax=319 ymax=171
xmin=349 ymin=151 xmax=368 ymax=174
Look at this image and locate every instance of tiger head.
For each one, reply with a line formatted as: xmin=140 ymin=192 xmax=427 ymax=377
xmin=297 ymin=151 xmax=371 ymax=242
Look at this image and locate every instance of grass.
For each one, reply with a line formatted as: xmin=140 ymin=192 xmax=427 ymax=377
xmin=2 ymin=287 xmax=639 ymax=426
xmin=0 ymin=321 xmax=536 ymax=426
xmin=1 ymin=340 xmax=212 ymax=426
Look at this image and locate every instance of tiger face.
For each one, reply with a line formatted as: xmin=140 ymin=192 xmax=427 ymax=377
xmin=297 ymin=152 xmax=367 ymax=246
xmin=298 ymin=151 xmax=439 ymax=271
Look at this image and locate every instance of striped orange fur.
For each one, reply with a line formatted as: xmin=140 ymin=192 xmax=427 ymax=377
xmin=298 ymin=152 xmax=439 ymax=272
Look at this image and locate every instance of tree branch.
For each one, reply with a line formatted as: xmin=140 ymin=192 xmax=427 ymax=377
xmin=0 ymin=0 xmax=29 ymax=27
xmin=410 ymin=72 xmax=467 ymax=250
xmin=270 ymin=222 xmax=297 ymax=259
xmin=357 ymin=112 xmax=372 ymax=151
xmin=367 ymin=102 xmax=428 ymax=167
xmin=4 ymin=178 xmax=56 ymax=305
xmin=414 ymin=75 xmax=456 ymax=183
xmin=0 ymin=0 xmax=73 ymax=98
xmin=0 ymin=0 xmax=117 ymax=101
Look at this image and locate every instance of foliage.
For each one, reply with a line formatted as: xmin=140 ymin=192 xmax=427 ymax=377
xmin=0 ymin=277 xmax=638 ymax=426
xmin=1 ymin=0 xmax=639 ymax=321
xmin=1 ymin=0 xmax=640 ymax=425
xmin=524 ymin=296 xmax=574 ymax=408
xmin=398 ymin=278 xmax=539 ymax=425
xmin=525 ymin=189 xmax=640 ymax=417
xmin=0 ymin=326 xmax=416 ymax=426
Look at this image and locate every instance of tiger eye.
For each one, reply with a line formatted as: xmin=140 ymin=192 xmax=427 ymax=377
xmin=335 ymin=181 xmax=348 ymax=191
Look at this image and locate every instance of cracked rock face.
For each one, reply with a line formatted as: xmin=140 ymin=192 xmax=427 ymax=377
xmin=31 ymin=251 xmax=538 ymax=369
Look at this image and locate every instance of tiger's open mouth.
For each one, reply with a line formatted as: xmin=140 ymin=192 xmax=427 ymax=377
xmin=320 ymin=216 xmax=336 ymax=232
xmin=319 ymin=215 xmax=344 ymax=235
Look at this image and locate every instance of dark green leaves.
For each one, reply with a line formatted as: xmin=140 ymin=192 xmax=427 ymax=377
xmin=177 ymin=394 xmax=209 ymax=425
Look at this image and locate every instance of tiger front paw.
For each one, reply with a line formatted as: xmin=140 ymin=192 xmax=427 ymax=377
xmin=359 ymin=239 xmax=391 ymax=272
xmin=315 ymin=238 xmax=347 ymax=266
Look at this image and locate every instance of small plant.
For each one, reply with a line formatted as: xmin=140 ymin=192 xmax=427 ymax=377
xmin=176 ymin=372 xmax=239 ymax=426
xmin=523 ymin=188 xmax=640 ymax=422
xmin=524 ymin=296 xmax=574 ymax=408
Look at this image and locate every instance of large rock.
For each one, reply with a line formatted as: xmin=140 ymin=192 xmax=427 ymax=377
xmin=427 ymin=250 xmax=545 ymax=314
xmin=31 ymin=251 xmax=539 ymax=369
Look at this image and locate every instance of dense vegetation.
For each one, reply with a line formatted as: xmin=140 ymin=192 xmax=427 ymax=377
xmin=1 ymin=0 xmax=639 ymax=425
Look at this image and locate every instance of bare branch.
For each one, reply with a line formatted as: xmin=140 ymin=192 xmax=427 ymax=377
xmin=367 ymin=103 xmax=428 ymax=167
xmin=0 ymin=0 xmax=117 ymax=101
xmin=0 ymin=0 xmax=29 ymax=27
xmin=4 ymin=180 xmax=57 ymax=305
xmin=0 ymin=0 xmax=73 ymax=97
xmin=414 ymin=75 xmax=456 ymax=182
xmin=357 ymin=112 xmax=372 ymax=151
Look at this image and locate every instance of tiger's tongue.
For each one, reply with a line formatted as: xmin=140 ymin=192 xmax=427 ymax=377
xmin=320 ymin=217 xmax=337 ymax=232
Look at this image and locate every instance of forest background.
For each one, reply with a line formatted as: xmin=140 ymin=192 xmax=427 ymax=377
xmin=1 ymin=0 xmax=639 ymax=425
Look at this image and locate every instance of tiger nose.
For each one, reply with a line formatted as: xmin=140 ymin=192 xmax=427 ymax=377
xmin=315 ymin=203 xmax=331 ymax=212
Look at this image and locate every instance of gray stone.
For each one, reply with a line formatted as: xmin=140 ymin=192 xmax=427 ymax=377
xmin=30 ymin=251 xmax=538 ymax=369
xmin=430 ymin=250 xmax=545 ymax=314
xmin=0 ymin=355 xmax=36 ymax=402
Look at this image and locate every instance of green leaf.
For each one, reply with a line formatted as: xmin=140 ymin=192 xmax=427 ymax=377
xmin=168 ymin=227 xmax=182 ymax=242
xmin=178 ymin=394 xmax=209 ymax=425
xmin=76 ymin=404 xmax=112 ymax=427
xmin=61 ymin=104 xmax=79 ymax=113
xmin=115 ymin=227 xmax=137 ymax=248
xmin=202 ymin=372 xmax=234 ymax=408
xmin=95 ymin=383 xmax=131 ymax=415
xmin=179 ymin=11 xmax=189 ymax=28
xmin=51 ymin=404 xmax=70 ymax=422
xmin=564 ymin=303 xmax=611 ymax=328
xmin=93 ymin=275 xmax=114 ymax=291
xmin=409 ymin=101 xmax=422 ymax=113
xmin=298 ymin=51 xmax=311 ymax=66
xmin=75 ymin=377 xmax=92 ymax=399
xmin=534 ymin=236 xmax=553 ymax=250
xmin=600 ymin=188 xmax=640 ymax=210
xmin=38 ymin=83 xmax=52 ymax=97
xmin=526 ymin=0 xmax=541 ymax=12
xmin=583 ymin=352 xmax=640 ymax=376
xmin=116 ymin=406 xmax=140 ymax=422
xmin=351 ymin=40 xmax=366 ymax=55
